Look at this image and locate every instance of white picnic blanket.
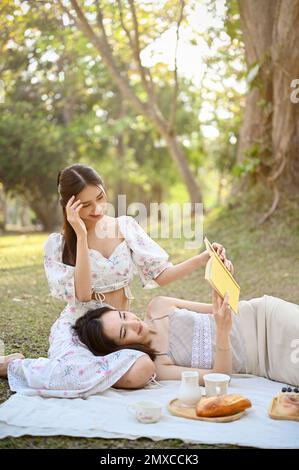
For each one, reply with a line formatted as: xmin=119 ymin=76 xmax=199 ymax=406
xmin=0 ymin=375 xmax=298 ymax=448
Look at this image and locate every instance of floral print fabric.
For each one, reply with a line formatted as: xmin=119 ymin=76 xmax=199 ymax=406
xmin=8 ymin=216 xmax=172 ymax=397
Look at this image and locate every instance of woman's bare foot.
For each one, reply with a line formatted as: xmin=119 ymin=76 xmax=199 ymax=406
xmin=0 ymin=353 xmax=25 ymax=379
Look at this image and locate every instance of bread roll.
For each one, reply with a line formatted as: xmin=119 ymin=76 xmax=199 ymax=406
xmin=195 ymin=394 xmax=252 ymax=417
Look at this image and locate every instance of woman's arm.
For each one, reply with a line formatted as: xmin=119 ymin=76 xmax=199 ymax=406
xmin=154 ymin=253 xmax=208 ymax=286
xmin=66 ymin=196 xmax=92 ymax=302
xmin=155 ymin=361 xmax=212 ymax=386
xmin=147 ymin=296 xmax=213 ymax=315
xmin=155 ymin=339 xmax=232 ymax=385
xmin=154 ymin=243 xmax=228 ymax=287
xmin=212 ymin=331 xmax=232 ymax=375
xmin=155 ymin=334 xmax=232 ymax=385
xmin=113 ymin=355 xmax=155 ymax=389
xmin=74 ymin=235 xmax=92 ymax=302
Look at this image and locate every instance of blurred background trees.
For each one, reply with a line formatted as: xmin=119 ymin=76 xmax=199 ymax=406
xmin=0 ymin=0 xmax=298 ymax=231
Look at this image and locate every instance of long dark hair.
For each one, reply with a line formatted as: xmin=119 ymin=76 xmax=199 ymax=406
xmin=73 ymin=306 xmax=157 ymax=361
xmin=57 ymin=164 xmax=104 ymax=266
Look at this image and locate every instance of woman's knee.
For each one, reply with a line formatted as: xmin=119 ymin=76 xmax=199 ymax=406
xmin=113 ymin=355 xmax=155 ymax=389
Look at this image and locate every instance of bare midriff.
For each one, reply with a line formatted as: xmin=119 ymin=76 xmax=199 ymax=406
xmin=92 ymin=287 xmax=129 ymax=311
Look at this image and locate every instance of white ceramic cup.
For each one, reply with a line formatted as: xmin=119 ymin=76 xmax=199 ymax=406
xmin=204 ymin=373 xmax=230 ymax=397
xmin=127 ymin=400 xmax=162 ymax=423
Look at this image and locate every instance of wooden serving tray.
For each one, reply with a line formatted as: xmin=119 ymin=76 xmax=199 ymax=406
xmin=268 ymin=394 xmax=299 ymax=422
xmin=168 ymin=398 xmax=245 ymax=423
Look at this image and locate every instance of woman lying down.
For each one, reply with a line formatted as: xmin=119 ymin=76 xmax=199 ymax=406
xmin=74 ymin=288 xmax=299 ymax=387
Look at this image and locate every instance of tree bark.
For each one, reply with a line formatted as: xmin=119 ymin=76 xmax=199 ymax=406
xmin=162 ymin=131 xmax=201 ymax=205
xmin=233 ymin=0 xmax=276 ymax=197
xmin=12 ymin=192 xmax=62 ymax=232
xmin=271 ymin=0 xmax=299 ymax=192
xmin=114 ymin=96 xmax=127 ymax=216
xmin=235 ymin=0 xmax=299 ymax=205
xmin=29 ymin=199 xmax=61 ymax=232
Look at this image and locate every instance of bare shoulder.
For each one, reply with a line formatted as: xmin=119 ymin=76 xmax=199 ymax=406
xmin=146 ymin=296 xmax=177 ymax=321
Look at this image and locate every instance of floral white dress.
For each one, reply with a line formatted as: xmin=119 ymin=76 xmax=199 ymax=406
xmin=8 ymin=216 xmax=172 ymax=398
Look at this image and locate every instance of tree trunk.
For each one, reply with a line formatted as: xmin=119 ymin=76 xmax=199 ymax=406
xmin=234 ymin=0 xmax=299 ymax=206
xmin=162 ymin=131 xmax=202 ymax=206
xmin=30 ymin=200 xmax=61 ymax=232
xmin=271 ymin=0 xmax=299 ymax=193
xmin=232 ymin=0 xmax=276 ymax=199
xmin=113 ymin=97 xmax=127 ymax=216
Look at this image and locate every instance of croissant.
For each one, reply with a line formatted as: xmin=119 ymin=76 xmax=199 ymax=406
xmin=196 ymin=394 xmax=252 ymax=417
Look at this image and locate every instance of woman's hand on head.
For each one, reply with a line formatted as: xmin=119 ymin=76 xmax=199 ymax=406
xmin=66 ymin=195 xmax=87 ymax=238
xmin=212 ymin=289 xmax=232 ymax=335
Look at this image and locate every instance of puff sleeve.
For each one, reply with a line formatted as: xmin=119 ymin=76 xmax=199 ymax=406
xmin=44 ymin=233 xmax=77 ymax=305
xmin=119 ymin=216 xmax=173 ymax=288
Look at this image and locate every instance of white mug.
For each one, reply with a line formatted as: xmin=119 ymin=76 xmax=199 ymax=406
xmin=127 ymin=400 xmax=162 ymax=423
xmin=204 ymin=373 xmax=230 ymax=397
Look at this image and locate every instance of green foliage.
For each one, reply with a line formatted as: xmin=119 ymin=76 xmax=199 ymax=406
xmin=232 ymin=138 xmax=274 ymax=179
xmin=232 ymin=141 xmax=263 ymax=177
xmin=0 ymin=0 xmax=210 ymax=218
xmin=0 ymin=103 xmax=72 ymax=228
xmin=232 ymin=157 xmax=261 ymax=178
xmin=0 ymin=0 xmax=250 ymax=220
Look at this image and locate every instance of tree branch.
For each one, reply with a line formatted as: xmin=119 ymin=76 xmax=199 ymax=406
xmin=127 ymin=0 xmax=158 ymax=108
xmin=55 ymin=0 xmax=169 ymax=135
xmin=127 ymin=0 xmax=148 ymax=86
xmin=55 ymin=0 xmax=77 ymax=25
xmin=116 ymin=0 xmax=157 ymax=102
xmin=258 ymin=183 xmax=280 ymax=224
xmin=56 ymin=0 xmax=148 ymax=118
xmin=168 ymin=0 xmax=185 ymax=134
xmin=116 ymin=0 xmax=135 ymax=51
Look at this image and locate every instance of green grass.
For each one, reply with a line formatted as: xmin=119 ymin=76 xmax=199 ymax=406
xmin=0 ymin=188 xmax=298 ymax=448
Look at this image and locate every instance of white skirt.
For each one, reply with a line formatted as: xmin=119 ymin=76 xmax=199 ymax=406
xmin=238 ymin=295 xmax=299 ymax=386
